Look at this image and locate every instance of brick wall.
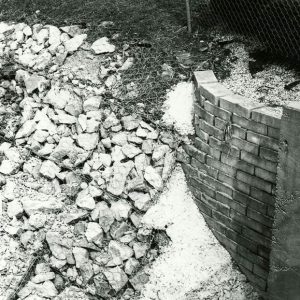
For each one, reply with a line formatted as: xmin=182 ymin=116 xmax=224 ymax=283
xmin=179 ymin=70 xmax=282 ymax=295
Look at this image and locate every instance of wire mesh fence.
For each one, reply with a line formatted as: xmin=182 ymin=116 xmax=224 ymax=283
xmin=195 ymin=0 xmax=300 ymax=61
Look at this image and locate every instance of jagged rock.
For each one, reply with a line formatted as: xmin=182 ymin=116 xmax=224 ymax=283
xmin=31 ymin=272 xmax=56 ymax=283
xmin=64 ymin=92 xmax=83 ymax=117
xmin=135 ymin=153 xmax=150 ymax=176
xmin=121 ymin=115 xmax=140 ymax=130
xmin=103 ymin=112 xmax=119 ymax=129
xmin=35 ymin=263 xmax=51 ymax=274
xmin=0 ymin=160 xmax=20 ymax=175
xmin=83 ymin=96 xmax=102 ymax=112
xmin=73 ymin=247 xmax=89 ymax=268
xmin=111 ymin=132 xmax=128 ymax=146
xmin=111 ymin=146 xmax=126 ymax=162
xmin=39 ymin=160 xmax=61 ymax=179
xmin=103 ymin=266 xmax=128 ymax=292
xmin=46 ymin=25 xmax=61 ymax=45
xmin=85 ymin=222 xmax=103 ymax=243
xmin=56 ymin=109 xmax=77 ymax=124
xmin=133 ymin=242 xmax=149 ymax=259
xmin=121 ymin=144 xmax=141 ymax=158
xmin=7 ymin=200 xmax=24 ymax=218
xmin=28 ymin=213 xmax=47 ymax=229
xmin=144 ymin=166 xmax=163 ymax=190
xmin=20 ymin=230 xmax=34 ymax=247
xmin=125 ymin=258 xmax=140 ymax=275
xmin=128 ymin=192 xmax=151 ymax=211
xmin=94 ymin=273 xmax=112 ymax=298
xmin=110 ymin=199 xmax=132 ymax=221
xmin=162 ymin=151 xmax=175 ymax=180
xmin=91 ymin=202 xmax=115 ymax=232
xmin=136 ymin=126 xmax=148 ymax=138
xmin=21 ymin=195 xmax=63 ymax=215
xmin=77 ymin=133 xmax=99 ymax=150
xmin=64 ymin=34 xmax=87 ymax=52
xmin=45 ymin=86 xmax=69 ymax=110
xmin=24 ymin=74 xmax=48 ymax=93
xmin=110 ymin=222 xmax=132 ymax=240
xmin=147 ymin=130 xmax=159 ymax=140
xmin=152 ymin=144 xmax=169 ymax=162
xmin=46 ymin=232 xmax=72 ymax=260
xmin=91 ymin=37 xmax=116 ymax=54
xmin=107 ymin=161 xmax=134 ymax=196
xmin=120 ymin=57 xmax=134 ymax=71
xmin=60 ymin=25 xmax=83 ymax=37
xmin=36 ymin=280 xmax=58 ymax=298
xmin=129 ymin=270 xmax=149 ymax=291
xmin=76 ymin=188 xmax=95 ymax=210
xmin=15 ymin=119 xmax=37 ymax=139
xmin=142 ymin=139 xmax=154 ymax=154
xmin=50 ymin=137 xmax=74 ymax=161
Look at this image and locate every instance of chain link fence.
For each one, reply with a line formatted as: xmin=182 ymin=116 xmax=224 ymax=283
xmin=195 ymin=0 xmax=300 ymax=61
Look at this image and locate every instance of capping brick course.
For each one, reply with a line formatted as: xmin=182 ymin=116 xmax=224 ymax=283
xmin=181 ymin=71 xmax=282 ymax=297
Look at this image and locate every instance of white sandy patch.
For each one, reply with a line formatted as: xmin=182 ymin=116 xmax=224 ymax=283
xmin=162 ymin=82 xmax=195 ymax=135
xmin=140 ymin=166 xmax=259 ymax=300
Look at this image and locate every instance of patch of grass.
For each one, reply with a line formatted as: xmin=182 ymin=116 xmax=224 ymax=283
xmin=0 ymin=0 xmax=232 ymax=122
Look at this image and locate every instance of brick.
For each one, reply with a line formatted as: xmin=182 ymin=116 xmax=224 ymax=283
xmin=267 ymin=126 xmax=280 ymax=139
xmin=231 ymin=137 xmax=259 ymax=155
xmin=194 ymin=197 xmax=212 ymax=217
xmin=259 ymin=147 xmax=278 ymax=163
xmin=237 ymin=170 xmax=273 ymax=194
xmin=218 ymin=171 xmax=250 ymax=195
xmin=181 ymin=163 xmax=198 ymax=178
xmin=255 ymin=167 xmax=277 ymax=183
xmin=232 ymin=114 xmax=268 ymax=135
xmin=230 ymin=251 xmax=253 ymax=271
xmin=258 ymin=245 xmax=271 ymax=259
xmin=198 ymin=119 xmax=225 ymax=140
xmin=191 ymin=157 xmax=218 ymax=179
xmin=216 ymin=191 xmax=247 ymax=214
xmin=242 ymin=226 xmax=272 ymax=248
xmin=221 ymin=153 xmax=255 ymax=175
xmin=189 ymin=177 xmax=216 ymax=198
xmin=202 ymin=193 xmax=230 ymax=216
xmin=250 ymin=187 xmax=275 ymax=206
xmin=212 ymin=210 xmax=242 ymax=233
xmin=247 ymin=208 xmax=274 ymax=228
xmin=200 ymin=172 xmax=234 ymax=197
xmin=251 ymin=106 xmax=282 ymax=128
xmin=189 ymin=183 xmax=202 ymax=201
xmin=267 ymin=205 xmax=275 ymax=218
xmin=247 ymin=131 xmax=279 ymax=151
xmin=204 ymin=100 xmax=232 ymax=121
xmin=226 ymin=228 xmax=258 ymax=253
xmin=213 ymin=230 xmax=238 ymax=252
xmin=241 ymin=151 xmax=277 ymax=173
xmin=199 ymin=82 xmax=233 ymax=105
xmin=194 ymin=137 xmax=210 ymax=153
xmin=195 ymin=103 xmax=214 ymax=124
xmin=219 ymin=94 xmax=263 ymax=118
xmin=207 ymin=156 xmax=236 ymax=177
xmin=238 ymin=245 xmax=270 ymax=270
xmin=233 ymin=190 xmax=268 ymax=214
xmin=214 ymin=117 xmax=227 ymax=130
xmin=239 ymin=265 xmax=267 ymax=291
xmin=253 ymin=264 xmax=269 ymax=280
xmin=205 ymin=215 xmax=228 ymax=235
xmin=232 ymin=210 xmax=272 ymax=238
xmin=209 ymin=136 xmax=240 ymax=158
xmin=195 ymin=126 xmax=209 ymax=142
xmin=232 ymin=124 xmax=246 ymax=139
xmin=193 ymin=70 xmax=218 ymax=86
xmin=176 ymin=148 xmax=191 ymax=164
xmin=183 ymin=144 xmax=206 ymax=163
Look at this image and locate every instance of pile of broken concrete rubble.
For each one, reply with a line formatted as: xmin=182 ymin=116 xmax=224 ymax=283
xmin=0 ymin=21 xmax=178 ymax=300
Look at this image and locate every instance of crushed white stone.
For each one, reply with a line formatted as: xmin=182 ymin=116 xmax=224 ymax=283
xmin=162 ymin=82 xmax=195 ymax=136
xmin=140 ymin=165 xmax=259 ymax=300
